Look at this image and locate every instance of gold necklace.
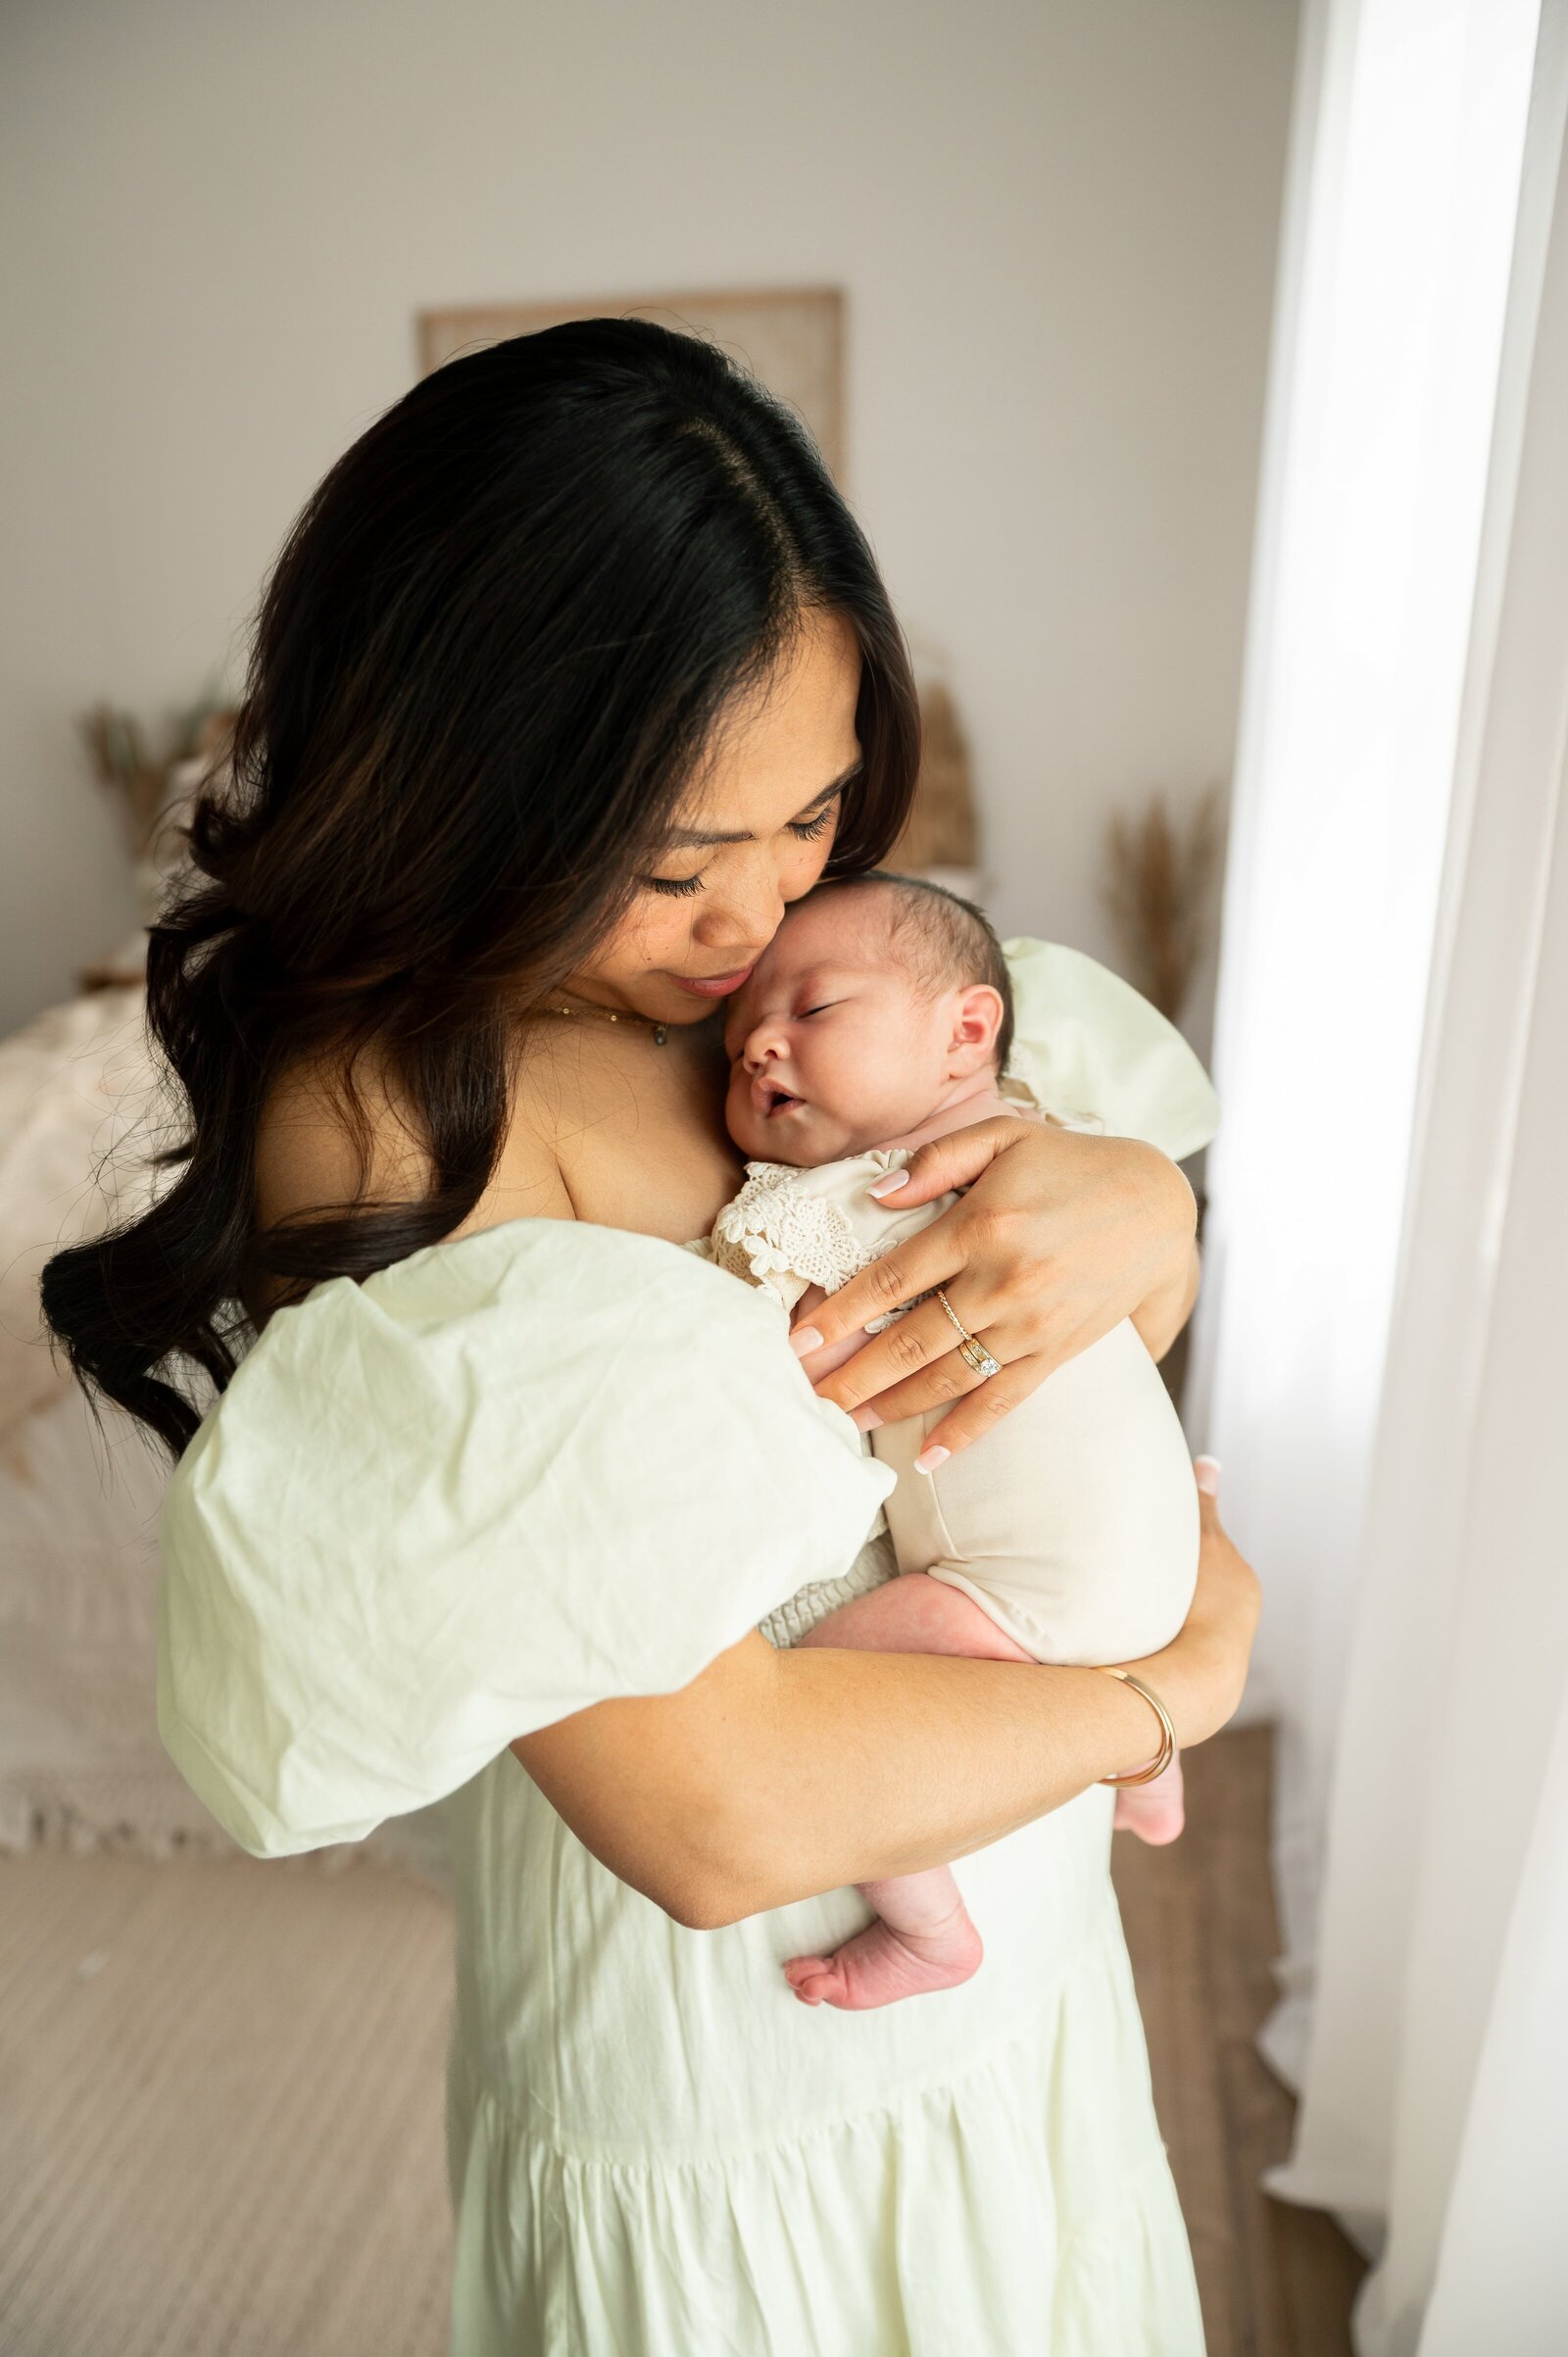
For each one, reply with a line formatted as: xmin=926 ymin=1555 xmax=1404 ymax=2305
xmin=540 ymin=994 xmax=669 ymax=1046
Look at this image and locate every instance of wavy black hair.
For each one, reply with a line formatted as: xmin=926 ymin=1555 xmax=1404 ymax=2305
xmin=39 ymin=319 xmax=920 ymax=1461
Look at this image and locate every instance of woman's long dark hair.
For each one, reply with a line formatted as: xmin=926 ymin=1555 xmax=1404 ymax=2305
xmin=39 ymin=319 xmax=920 ymax=1462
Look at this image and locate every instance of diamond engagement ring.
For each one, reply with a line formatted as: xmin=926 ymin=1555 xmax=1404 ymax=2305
xmin=933 ymin=1286 xmax=1003 ymax=1380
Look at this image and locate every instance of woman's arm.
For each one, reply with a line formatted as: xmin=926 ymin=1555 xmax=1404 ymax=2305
xmin=792 ymin=1120 xmax=1199 ymax=1452
xmin=1130 ymin=1239 xmax=1201 ymax=1364
xmin=514 ymin=1468 xmax=1255 ymax=1928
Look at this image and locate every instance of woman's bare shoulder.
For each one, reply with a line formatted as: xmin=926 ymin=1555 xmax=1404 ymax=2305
xmin=252 ymin=1043 xmax=418 ymax=1232
xmin=252 ymin=1037 xmax=575 ymax=1245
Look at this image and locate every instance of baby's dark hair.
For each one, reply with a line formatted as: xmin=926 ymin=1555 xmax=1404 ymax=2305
xmin=800 ymin=868 xmax=1015 ymax=1073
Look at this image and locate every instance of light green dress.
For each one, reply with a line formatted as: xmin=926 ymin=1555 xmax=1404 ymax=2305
xmin=156 ymin=941 xmax=1218 ymax=2356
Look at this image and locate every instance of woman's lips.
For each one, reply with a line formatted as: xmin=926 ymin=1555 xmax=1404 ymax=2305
xmin=669 ymin=964 xmax=756 ymax=999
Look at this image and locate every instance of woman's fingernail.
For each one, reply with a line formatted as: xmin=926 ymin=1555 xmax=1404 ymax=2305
xmin=867 ymin=1170 xmax=910 ymax=1199
xmin=852 ymin=1403 xmax=883 ymax=1432
xmin=1194 ymin=1456 xmax=1221 ymax=1495
xmin=789 ymin=1327 xmax=825 ymax=1359
xmin=914 ymin=1444 xmax=950 ymax=1476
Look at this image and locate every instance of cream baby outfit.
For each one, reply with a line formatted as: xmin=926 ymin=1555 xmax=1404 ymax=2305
xmin=709 ymin=1152 xmax=1199 ymax=1666
xmin=156 ymin=938 xmax=1217 ymax=2357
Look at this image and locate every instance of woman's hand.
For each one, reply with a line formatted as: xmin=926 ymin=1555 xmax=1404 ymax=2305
xmin=1118 ymin=1460 xmax=1259 ymax=1750
xmin=792 ymin=1117 xmax=1198 ymax=1457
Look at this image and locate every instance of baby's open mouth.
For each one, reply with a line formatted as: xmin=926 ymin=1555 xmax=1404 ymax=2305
xmin=758 ymin=1079 xmax=804 ymax=1118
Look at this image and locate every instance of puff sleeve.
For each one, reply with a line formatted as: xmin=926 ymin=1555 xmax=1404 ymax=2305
xmin=156 ymin=1219 xmax=894 ymax=1859
xmin=1000 ymin=939 xmax=1218 ymax=1161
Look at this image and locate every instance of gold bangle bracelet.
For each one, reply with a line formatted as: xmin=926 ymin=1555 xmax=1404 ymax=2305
xmin=1093 ymin=1666 xmax=1177 ymax=1787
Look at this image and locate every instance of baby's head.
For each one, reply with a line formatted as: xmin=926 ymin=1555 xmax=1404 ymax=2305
xmin=723 ymin=872 xmax=1014 ymax=1165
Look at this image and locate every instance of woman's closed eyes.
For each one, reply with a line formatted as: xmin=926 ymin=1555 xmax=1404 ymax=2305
xmin=640 ymin=783 xmax=850 ymax=898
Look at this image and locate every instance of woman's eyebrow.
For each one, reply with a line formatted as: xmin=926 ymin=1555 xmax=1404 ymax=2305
xmin=663 ymin=760 xmax=862 ymax=851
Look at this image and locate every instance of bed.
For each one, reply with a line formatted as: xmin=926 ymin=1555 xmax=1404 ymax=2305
xmin=0 ymin=942 xmax=442 ymax=1876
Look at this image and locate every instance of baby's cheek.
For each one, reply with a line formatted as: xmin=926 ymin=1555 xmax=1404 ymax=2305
xmin=724 ymin=1074 xmax=760 ymax=1155
xmin=809 ymin=1042 xmax=862 ymax=1121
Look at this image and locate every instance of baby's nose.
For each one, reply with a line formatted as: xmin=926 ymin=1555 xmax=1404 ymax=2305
xmin=738 ymin=1017 xmax=786 ymax=1070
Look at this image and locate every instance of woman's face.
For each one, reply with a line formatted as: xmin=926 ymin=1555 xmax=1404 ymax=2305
xmin=565 ymin=607 xmax=864 ymax=1025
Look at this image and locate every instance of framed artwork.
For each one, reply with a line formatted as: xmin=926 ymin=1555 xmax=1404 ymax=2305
xmin=416 ymin=285 xmax=847 ymax=482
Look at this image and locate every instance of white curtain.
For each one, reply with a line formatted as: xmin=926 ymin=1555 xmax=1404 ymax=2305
xmin=1187 ymin=0 xmax=1568 ymax=2346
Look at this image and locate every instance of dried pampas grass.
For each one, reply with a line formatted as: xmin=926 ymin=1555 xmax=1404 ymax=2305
xmin=890 ymin=682 xmax=980 ymax=872
xmin=78 ymin=697 xmax=233 ymax=858
xmin=1102 ymin=785 xmax=1226 ymax=1025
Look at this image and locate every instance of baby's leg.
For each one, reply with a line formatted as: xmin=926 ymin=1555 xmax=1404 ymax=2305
xmin=797 ymin=1570 xmax=1036 ymax=1663
xmin=784 ymin=1576 xmax=1031 ymax=2011
xmin=1112 ymin=1757 xmax=1186 ymax=1844
xmin=874 ymin=1327 xmax=1199 ymax=1854
xmin=785 ymin=1865 xmax=984 ymax=2009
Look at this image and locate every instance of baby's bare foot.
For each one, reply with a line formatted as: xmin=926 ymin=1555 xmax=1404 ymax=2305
xmin=785 ymin=1904 xmax=983 ymax=2010
xmin=1112 ymin=1755 xmax=1186 ymax=1846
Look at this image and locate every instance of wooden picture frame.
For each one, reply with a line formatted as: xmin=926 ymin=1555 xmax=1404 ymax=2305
xmin=416 ymin=285 xmax=847 ymax=482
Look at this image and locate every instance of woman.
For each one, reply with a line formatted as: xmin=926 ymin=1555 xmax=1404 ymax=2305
xmin=42 ymin=320 xmax=1258 ymax=2353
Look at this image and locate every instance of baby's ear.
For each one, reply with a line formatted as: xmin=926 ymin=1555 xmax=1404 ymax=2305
xmin=948 ymin=983 xmax=1005 ymax=1067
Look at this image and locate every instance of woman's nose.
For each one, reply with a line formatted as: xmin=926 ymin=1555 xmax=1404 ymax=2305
xmin=696 ymin=857 xmax=789 ymax=963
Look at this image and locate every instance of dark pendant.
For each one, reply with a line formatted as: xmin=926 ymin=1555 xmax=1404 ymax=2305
xmin=653 ymin=1023 xmax=668 ymax=1045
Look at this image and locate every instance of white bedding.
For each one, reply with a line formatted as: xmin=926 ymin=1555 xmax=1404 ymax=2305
xmin=0 ymin=956 xmax=439 ymax=1872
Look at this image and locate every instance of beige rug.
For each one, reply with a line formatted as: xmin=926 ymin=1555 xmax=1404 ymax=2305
xmin=0 ymin=1849 xmax=454 ymax=2357
xmin=1 ymin=1732 xmax=1363 ymax=2357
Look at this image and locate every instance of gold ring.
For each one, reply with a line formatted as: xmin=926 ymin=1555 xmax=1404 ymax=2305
xmin=934 ymin=1288 xmax=1003 ymax=1380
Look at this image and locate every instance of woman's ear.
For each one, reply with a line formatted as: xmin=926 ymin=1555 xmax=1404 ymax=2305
xmin=946 ymin=984 xmax=1005 ymax=1072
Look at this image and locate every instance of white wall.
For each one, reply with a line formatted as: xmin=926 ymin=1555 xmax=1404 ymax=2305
xmin=0 ymin=0 xmax=1297 ymax=1038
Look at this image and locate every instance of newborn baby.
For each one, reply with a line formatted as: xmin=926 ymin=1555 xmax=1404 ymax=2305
xmin=708 ymin=870 xmax=1199 ymax=2012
